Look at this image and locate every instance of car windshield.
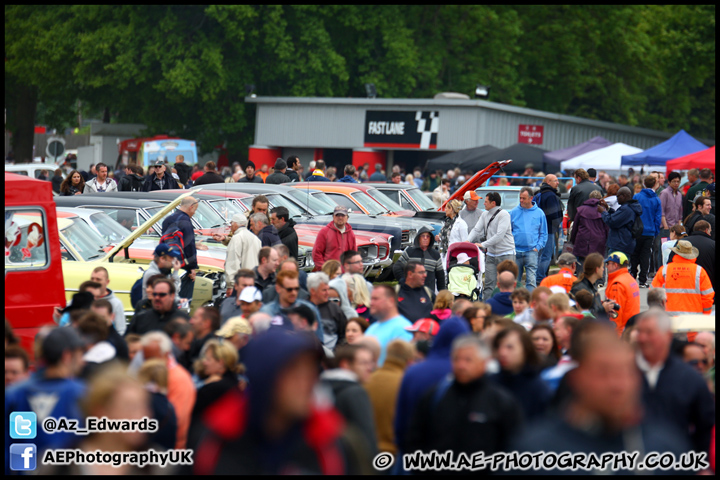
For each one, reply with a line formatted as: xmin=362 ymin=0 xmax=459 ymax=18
xmin=367 ymin=188 xmax=404 ymax=212
xmin=89 ymin=212 xmax=131 ymax=244
xmin=407 ymin=187 xmax=438 ymax=211
xmin=350 ymin=191 xmax=389 ymax=215
xmin=147 ymin=201 xmax=226 ymax=229
xmin=61 ymin=217 xmax=109 ymax=261
xmin=265 ymin=194 xmax=306 ymax=218
xmin=208 ymin=199 xmax=245 ymax=222
xmin=285 ymin=188 xmax=334 ymax=215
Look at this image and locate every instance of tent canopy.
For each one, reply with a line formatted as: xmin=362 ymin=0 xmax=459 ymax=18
xmin=666 ymin=146 xmax=715 ymax=173
xmin=561 ymin=143 xmax=646 ymax=174
xmin=621 ymin=129 xmax=708 ymax=166
xmin=425 ymin=144 xmax=499 ymax=172
xmin=543 ymin=136 xmax=613 ymax=168
xmin=458 ymin=143 xmax=548 ymax=173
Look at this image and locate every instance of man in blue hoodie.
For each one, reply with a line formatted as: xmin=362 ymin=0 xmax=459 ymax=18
xmin=630 ymin=176 xmax=662 ymax=287
xmin=393 ymin=316 xmax=470 ymax=471
xmin=601 ymin=186 xmax=643 ymax=259
xmin=510 ymin=187 xmax=548 ymax=293
xmin=336 ymin=164 xmax=359 ymax=183
xmin=485 ymin=271 xmax=515 ymax=316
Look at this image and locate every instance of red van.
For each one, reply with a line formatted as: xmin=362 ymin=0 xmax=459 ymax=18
xmin=5 ymin=173 xmax=66 ymax=355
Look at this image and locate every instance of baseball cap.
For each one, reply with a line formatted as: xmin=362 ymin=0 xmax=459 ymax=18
xmin=274 ymin=158 xmax=287 ymax=170
xmin=238 ymin=286 xmax=262 ymax=303
xmin=463 ymin=191 xmax=480 ymax=201
xmin=557 ymin=252 xmax=577 ymax=265
xmin=216 ymin=316 xmax=252 ymax=338
xmin=154 ymin=243 xmax=182 ymax=259
xmin=154 ymin=159 xmax=166 ymax=166
xmin=405 ymin=318 xmax=440 ymax=336
xmin=604 ymin=252 xmax=629 ymax=266
xmin=42 ymin=327 xmax=87 ymax=364
xmin=333 ymin=206 xmax=349 ymax=216
xmin=231 ymin=213 xmax=248 ymax=226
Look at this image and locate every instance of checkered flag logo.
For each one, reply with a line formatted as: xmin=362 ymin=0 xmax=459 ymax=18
xmin=416 ymin=111 xmax=439 ymax=149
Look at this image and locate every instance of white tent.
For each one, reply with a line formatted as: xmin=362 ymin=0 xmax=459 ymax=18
xmin=561 ymin=143 xmax=665 ymax=174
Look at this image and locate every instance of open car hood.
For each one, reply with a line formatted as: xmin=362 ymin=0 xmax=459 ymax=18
xmin=439 ymin=160 xmax=513 ymax=210
xmin=101 ymin=189 xmax=199 ymax=262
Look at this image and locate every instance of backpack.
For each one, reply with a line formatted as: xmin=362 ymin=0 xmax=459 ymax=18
xmin=631 ymin=214 xmax=644 ymax=240
xmin=159 ymin=224 xmax=186 ymax=266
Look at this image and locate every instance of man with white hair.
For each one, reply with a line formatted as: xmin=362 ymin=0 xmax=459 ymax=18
xmin=224 ymin=213 xmax=262 ymax=288
xmin=634 ymin=309 xmax=714 ymax=453
xmin=141 ymin=331 xmax=196 ymax=450
xmin=307 ymin=272 xmax=347 ymax=348
xmin=405 ymin=335 xmax=523 ymax=472
xmin=250 ymin=212 xmax=281 ymax=247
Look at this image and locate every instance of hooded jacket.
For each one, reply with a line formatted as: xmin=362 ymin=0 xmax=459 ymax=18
xmin=83 ymin=176 xmax=118 ymax=193
xmin=393 ymin=316 xmax=470 ymax=453
xmin=99 ymin=288 xmax=127 ymax=336
xmin=569 ymin=198 xmax=609 ymax=257
xmin=683 ymin=231 xmax=716 ymax=301
xmin=486 ymin=291 xmax=513 ymax=316
xmin=277 ymin=218 xmax=299 ymax=260
xmin=602 ymin=199 xmax=643 ymax=257
xmin=633 ymin=188 xmax=662 ymax=237
xmin=118 ymin=172 xmax=145 ymax=192
xmin=312 ymin=221 xmax=357 ymax=270
xmin=510 ymin=201 xmax=548 ymax=252
xmin=188 ymin=329 xmax=358 ymax=475
xmin=392 ymin=225 xmax=445 ymax=291
xmin=257 ymin=224 xmax=281 ymax=248
xmin=535 ymin=183 xmax=564 ymax=234
xmin=162 ymin=209 xmax=198 ymax=271
xmin=264 ymin=171 xmax=291 ymax=185
xmin=336 ymin=175 xmax=358 ymax=183
xmin=285 ymin=168 xmax=300 ymax=182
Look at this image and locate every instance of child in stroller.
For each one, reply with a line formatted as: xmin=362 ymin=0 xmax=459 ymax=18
xmin=446 ymin=242 xmax=483 ymax=301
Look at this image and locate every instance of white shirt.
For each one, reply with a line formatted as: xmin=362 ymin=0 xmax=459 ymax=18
xmin=636 ymin=352 xmax=664 ymax=389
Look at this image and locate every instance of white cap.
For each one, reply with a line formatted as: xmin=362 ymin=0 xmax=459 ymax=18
xmin=238 ymin=286 xmax=262 ymax=303
xmin=456 ymin=253 xmax=471 ymax=264
xmin=231 ymin=213 xmax=248 ymax=226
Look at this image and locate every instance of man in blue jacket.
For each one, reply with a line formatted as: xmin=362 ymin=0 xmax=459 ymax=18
xmin=534 ymin=174 xmax=564 ymax=284
xmin=161 ymin=196 xmax=199 ymax=298
xmin=600 ymin=186 xmax=643 ymax=259
xmin=630 ymin=176 xmax=662 ymax=287
xmin=510 ymin=187 xmax=548 ymax=293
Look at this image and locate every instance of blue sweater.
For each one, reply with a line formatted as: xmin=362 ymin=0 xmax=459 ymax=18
xmin=510 ymin=202 xmax=548 ymax=252
xmin=633 ymin=188 xmax=662 ymax=237
xmin=486 ymin=291 xmax=513 ymax=316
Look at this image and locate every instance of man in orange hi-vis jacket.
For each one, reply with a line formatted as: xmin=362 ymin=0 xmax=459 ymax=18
xmin=604 ymin=252 xmax=641 ymax=336
xmin=651 ymin=240 xmax=714 ymax=341
xmin=539 ymin=253 xmax=578 ymax=294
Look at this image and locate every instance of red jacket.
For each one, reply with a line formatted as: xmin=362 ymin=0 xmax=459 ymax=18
xmin=312 ymin=221 xmax=357 ymax=270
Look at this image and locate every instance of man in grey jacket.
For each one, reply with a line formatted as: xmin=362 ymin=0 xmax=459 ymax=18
xmin=468 ymin=192 xmax=516 ymax=301
xmin=90 ymin=266 xmax=127 ymax=336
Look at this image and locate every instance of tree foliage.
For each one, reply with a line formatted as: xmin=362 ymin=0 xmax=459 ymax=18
xmin=5 ymin=5 xmax=715 ymax=161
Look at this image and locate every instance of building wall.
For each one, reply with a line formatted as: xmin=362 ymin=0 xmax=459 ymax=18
xmin=251 ymin=98 xmax=688 ymax=153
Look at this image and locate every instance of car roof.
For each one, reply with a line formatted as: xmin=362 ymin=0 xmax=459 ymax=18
xmin=98 ymin=191 xmax=229 ymax=202
xmin=289 ymin=182 xmax=377 ymax=193
xmin=56 ymin=206 xmax=106 ymax=220
xmin=362 ymin=183 xmax=420 ymax=191
xmin=200 ymin=183 xmax=294 ymax=194
xmin=54 ymin=195 xmax=167 ymax=208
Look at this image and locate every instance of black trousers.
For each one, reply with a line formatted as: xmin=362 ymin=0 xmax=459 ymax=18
xmin=630 ymin=236 xmax=654 ymax=284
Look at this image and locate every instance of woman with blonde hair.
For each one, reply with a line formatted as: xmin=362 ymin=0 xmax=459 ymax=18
xmin=342 ymin=273 xmax=373 ymax=322
xmin=429 ymin=289 xmax=453 ymax=322
xmin=191 ymin=339 xmax=242 ymax=424
xmin=436 ymin=199 xmax=468 ymax=267
xmin=322 ymin=259 xmax=342 ymax=280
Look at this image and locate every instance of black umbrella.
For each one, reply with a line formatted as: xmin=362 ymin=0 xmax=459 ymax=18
xmin=425 ymin=144 xmax=499 ymax=173
xmin=458 ymin=143 xmax=549 ymax=174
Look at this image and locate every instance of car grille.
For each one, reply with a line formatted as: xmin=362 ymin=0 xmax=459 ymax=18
xmin=199 ymin=271 xmax=225 ymax=304
xmin=401 ymin=230 xmax=410 ymax=244
xmin=298 ymin=256 xmax=306 ymax=268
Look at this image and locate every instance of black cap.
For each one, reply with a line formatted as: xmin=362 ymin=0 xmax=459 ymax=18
xmin=289 ymin=304 xmax=316 ymax=326
xmin=42 ymin=327 xmax=87 ymax=365
xmin=61 ymin=291 xmax=94 ymax=314
xmin=246 ymin=161 xmax=256 ymax=170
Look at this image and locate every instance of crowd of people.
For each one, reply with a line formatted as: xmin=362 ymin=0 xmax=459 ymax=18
xmin=5 ymin=154 xmax=717 ymax=474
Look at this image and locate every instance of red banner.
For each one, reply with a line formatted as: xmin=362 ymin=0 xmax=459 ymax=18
xmin=518 ymin=124 xmax=544 ymax=144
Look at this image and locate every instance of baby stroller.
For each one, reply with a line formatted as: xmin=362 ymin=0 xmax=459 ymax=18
xmin=446 ymin=242 xmax=483 ymax=301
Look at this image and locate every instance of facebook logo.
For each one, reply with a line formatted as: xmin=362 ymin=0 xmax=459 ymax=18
xmin=10 ymin=412 xmax=36 ymax=439
xmin=10 ymin=443 xmax=37 ymax=471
